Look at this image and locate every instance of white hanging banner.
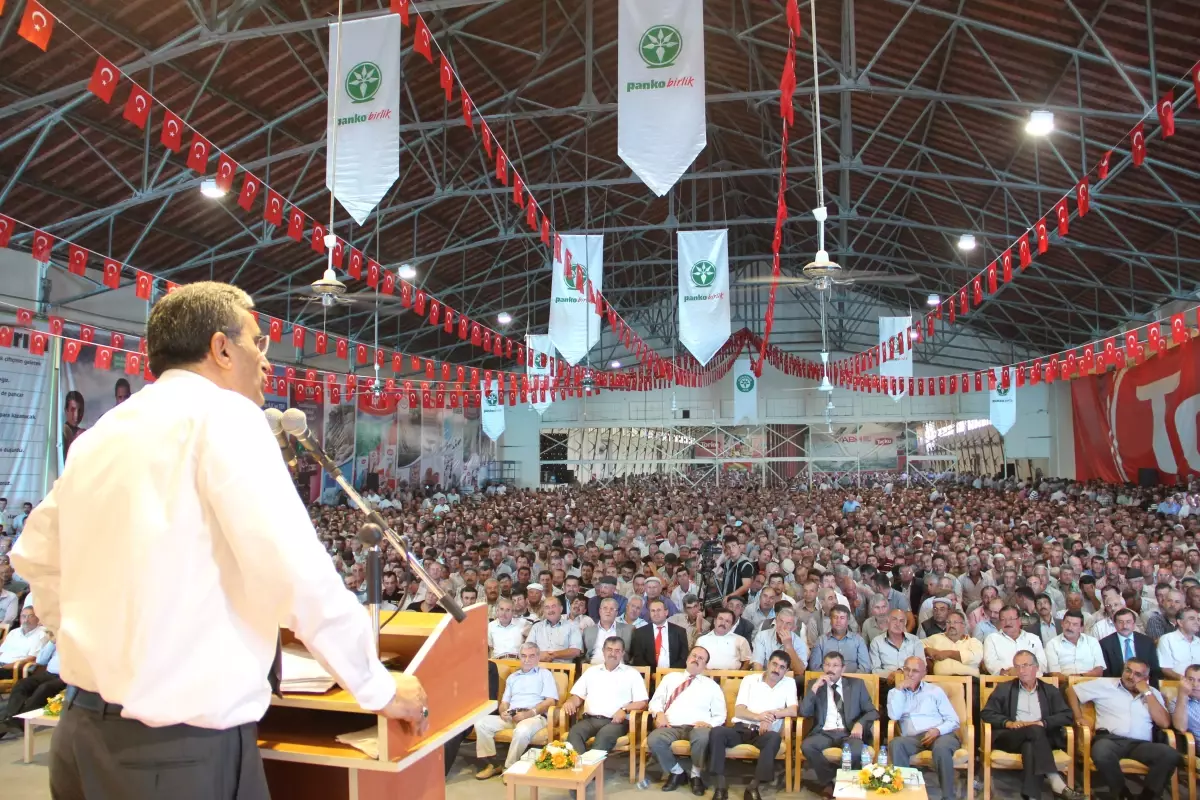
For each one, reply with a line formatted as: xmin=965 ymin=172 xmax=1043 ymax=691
xmin=617 ymin=0 xmax=706 ymax=196
xmin=878 ymin=316 xmax=912 ymax=402
xmin=733 ymin=357 xmax=758 ymax=424
xmin=990 ymin=372 xmax=1016 ymax=436
xmin=677 ymin=230 xmax=731 ymax=366
xmin=526 ymin=333 xmax=553 ymax=416
xmin=481 ymin=378 xmax=506 ymax=441
xmin=549 ymin=234 xmax=604 ymax=365
xmin=326 ymin=16 xmax=401 ymax=225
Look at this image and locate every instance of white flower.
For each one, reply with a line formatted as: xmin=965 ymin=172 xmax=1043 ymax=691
xmin=871 ymin=765 xmax=885 ymax=777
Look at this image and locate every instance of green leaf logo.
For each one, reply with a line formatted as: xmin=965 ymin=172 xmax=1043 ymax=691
xmin=638 ymin=25 xmax=682 ymax=69
xmin=736 ymin=374 xmax=755 ymax=393
xmin=690 ymin=259 xmax=716 ymax=288
xmin=345 ymin=62 xmax=381 ymax=104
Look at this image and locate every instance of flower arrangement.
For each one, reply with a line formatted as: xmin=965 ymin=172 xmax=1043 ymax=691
xmin=534 ymin=740 xmax=579 ymax=771
xmin=858 ymin=764 xmax=904 ymax=793
xmin=43 ymin=691 xmax=66 ymax=718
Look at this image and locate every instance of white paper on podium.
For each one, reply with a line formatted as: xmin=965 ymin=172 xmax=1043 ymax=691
xmin=280 ymin=645 xmax=336 ymax=694
xmin=335 ymin=727 xmax=379 ymax=758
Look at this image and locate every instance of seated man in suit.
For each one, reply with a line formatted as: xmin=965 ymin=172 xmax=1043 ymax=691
xmin=644 ymin=646 xmax=727 ymax=794
xmin=1100 ymin=608 xmax=1161 ymax=684
xmin=887 ymin=656 xmax=962 ymax=800
xmin=631 ymin=598 xmax=688 ymax=669
xmin=473 ymin=643 xmax=559 ymax=780
xmin=1024 ymin=594 xmax=1062 ymax=647
xmin=583 ymin=597 xmax=633 ymax=663
xmin=800 ymin=651 xmax=880 ymax=797
xmin=562 ymin=636 xmax=648 ymax=754
xmin=707 ymin=650 xmax=798 ymax=800
xmin=980 ymin=649 xmax=1083 ymax=800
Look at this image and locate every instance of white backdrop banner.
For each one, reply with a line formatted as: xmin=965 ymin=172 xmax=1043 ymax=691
xmin=549 ymin=234 xmax=603 ymax=365
xmin=878 ymin=316 xmax=912 ymax=402
xmin=733 ymin=357 xmax=758 ymax=424
xmin=481 ymin=378 xmax=505 ymax=441
xmin=617 ymin=0 xmax=706 ymax=196
xmin=526 ymin=333 xmax=553 ymax=416
xmin=326 ymin=16 xmax=401 ymax=224
xmin=0 ymin=345 xmax=51 ymax=505
xmin=990 ymin=374 xmax=1016 ymax=436
xmin=678 ymin=229 xmax=730 ymax=365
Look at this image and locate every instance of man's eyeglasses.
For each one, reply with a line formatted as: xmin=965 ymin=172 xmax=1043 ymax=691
xmin=251 ymin=334 xmax=270 ymax=355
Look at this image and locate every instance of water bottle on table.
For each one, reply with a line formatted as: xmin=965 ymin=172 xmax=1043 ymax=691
xmin=841 ymin=741 xmax=852 ymax=771
xmin=878 ymin=744 xmax=888 ymax=766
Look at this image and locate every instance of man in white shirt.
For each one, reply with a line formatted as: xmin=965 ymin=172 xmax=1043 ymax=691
xmin=1157 ymin=607 xmax=1200 ymax=681
xmin=1045 ymin=610 xmax=1105 ymax=678
xmin=0 ymin=582 xmax=18 ymax=627
xmin=487 ymin=599 xmax=528 ymax=659
xmin=562 ymin=636 xmax=648 ymax=754
xmin=474 ymin=643 xmax=559 ymax=779
xmin=707 ymin=650 xmax=798 ymax=800
xmin=644 ymin=646 xmax=727 ymax=793
xmin=983 ymin=606 xmax=1048 ymax=674
xmin=696 ymin=609 xmax=753 ymax=670
xmin=923 ymin=610 xmax=984 ymax=676
xmin=12 ymin=284 xmax=425 ymax=800
xmin=0 ymin=606 xmax=48 ymax=667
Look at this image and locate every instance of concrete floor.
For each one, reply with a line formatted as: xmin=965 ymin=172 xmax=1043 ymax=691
xmin=0 ymin=729 xmax=1042 ymax=800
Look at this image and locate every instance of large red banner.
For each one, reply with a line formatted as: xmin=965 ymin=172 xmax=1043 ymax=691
xmin=1072 ymin=338 xmax=1200 ymax=483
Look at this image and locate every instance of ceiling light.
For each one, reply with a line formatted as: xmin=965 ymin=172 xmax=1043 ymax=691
xmin=610 ymin=360 xmax=622 ymax=369
xmin=397 ymin=263 xmax=417 ymax=280
xmin=1025 ymin=109 xmax=1054 ymax=136
xmin=200 ymin=178 xmax=226 ymax=199
xmin=927 ymin=293 xmax=940 ymax=306
xmin=957 ymin=233 xmax=976 ymax=252
xmin=497 ymin=312 xmax=512 ymax=325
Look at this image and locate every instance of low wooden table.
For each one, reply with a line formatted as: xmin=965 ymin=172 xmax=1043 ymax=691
xmin=504 ymin=758 xmax=604 ymax=800
xmin=834 ymin=769 xmax=928 ymax=800
xmin=15 ymin=708 xmax=58 ymax=764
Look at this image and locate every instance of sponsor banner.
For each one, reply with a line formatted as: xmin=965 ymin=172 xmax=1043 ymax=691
xmin=526 ymin=333 xmax=553 ymax=415
xmin=677 ymin=230 xmax=731 ymax=365
xmin=59 ymin=342 xmax=147 ymax=468
xmin=326 ymin=16 xmax=401 ymax=224
xmin=808 ymin=423 xmax=913 ymax=471
xmin=1 ymin=343 xmax=53 ymax=506
xmin=989 ymin=371 xmax=1016 ymax=436
xmin=878 ymin=316 xmax=912 ymax=402
xmin=1072 ymin=337 xmax=1200 ymax=483
xmin=617 ymin=0 xmax=706 ymax=195
xmin=549 ymin=234 xmax=603 ymax=365
xmin=481 ymin=378 xmax=505 ymax=441
xmin=733 ymin=357 xmax=758 ymax=424
xmin=318 ymin=391 xmax=357 ymax=504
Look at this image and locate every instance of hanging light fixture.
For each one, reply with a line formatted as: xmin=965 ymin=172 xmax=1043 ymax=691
xmin=1025 ymin=109 xmax=1054 ymax=136
xmin=957 ymin=233 xmax=976 ymax=252
xmin=398 ymin=263 xmax=417 ymax=279
xmin=927 ymin=293 xmax=940 ymax=306
xmin=200 ymin=178 xmax=226 ymax=199
xmin=497 ymin=312 xmax=512 ymax=326
xmin=610 ymin=360 xmax=622 ymax=369
xmin=818 ymin=351 xmax=833 ymax=392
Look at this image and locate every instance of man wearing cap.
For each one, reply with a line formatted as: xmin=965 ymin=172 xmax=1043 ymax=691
xmin=641 ymin=576 xmax=679 ymax=621
xmin=918 ymin=597 xmax=953 ymax=639
xmin=588 ymin=576 xmax=628 ymax=621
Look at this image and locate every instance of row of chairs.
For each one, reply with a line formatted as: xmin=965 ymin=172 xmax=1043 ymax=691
xmin=488 ymin=660 xmax=1197 ymax=800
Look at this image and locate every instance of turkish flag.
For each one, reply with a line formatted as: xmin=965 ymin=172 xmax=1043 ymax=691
xmin=80 ymin=325 xmax=95 ymax=343
xmin=958 ymin=287 xmax=968 ymax=315
xmin=526 ymin=195 xmax=538 ymax=230
xmin=94 ymin=346 xmax=114 ymax=371
xmin=411 ymin=355 xmax=421 ymax=371
xmin=391 ymin=0 xmax=410 ymax=24
xmin=375 ymin=348 xmax=385 ymax=368
xmin=1018 ymin=234 xmax=1031 ymax=269
xmin=264 ymin=190 xmax=284 ymax=226
xmin=443 ymin=308 xmax=454 ymax=334
xmin=67 ymin=244 xmax=88 ymax=276
xmin=513 ymin=173 xmax=525 ymax=208
xmin=414 ymin=17 xmax=433 ymax=62
xmin=1148 ymin=322 xmax=1164 ymax=352
xmin=1171 ymin=312 xmax=1189 ymax=344
xmin=1102 ymin=337 xmax=1117 ymax=367
xmin=1082 ymin=345 xmax=1095 ymax=373
xmin=330 ymin=239 xmax=344 ymax=268
xmin=356 ymin=343 xmax=368 ymax=365
xmin=495 ymin=149 xmax=508 ymax=185
xmin=161 ymin=110 xmax=184 ymax=152
xmin=0 ymin=327 xmax=11 ymax=348
xmin=63 ymin=339 xmax=81 ymax=363
xmin=0 ymin=215 xmax=12 ymax=249
xmin=31 ymin=230 xmax=53 ymax=262
xmin=125 ymin=353 xmax=142 ymax=375
xmin=461 ymin=88 xmax=473 ymax=128
xmin=428 ymin=299 xmax=440 ymax=326
xmin=470 ymin=323 xmax=481 ymax=346
xmin=18 ymin=1 xmax=54 ymax=51
xmin=779 ymin=48 xmax=796 ymax=127
xmin=111 ymin=331 xmax=125 ymax=350
xmin=425 ymin=361 xmax=435 ymax=379
xmin=458 ymin=316 xmax=469 ymax=340
xmin=268 ymin=317 xmax=282 ymax=343
xmin=292 ymin=325 xmax=306 ymax=349
xmin=29 ymin=331 xmax=47 ymax=356
xmin=135 ymin=270 xmax=152 ymax=300
xmin=1035 ymin=218 xmax=1049 ymax=254
xmin=986 ymin=261 xmax=997 ymax=294
xmin=541 ymin=215 xmax=551 ymax=245
xmin=47 ymin=316 xmax=63 ymax=336
xmin=315 ymin=331 xmax=328 ymax=354
xmin=1099 ymin=150 xmax=1111 ymax=180
xmin=287 ymin=208 xmax=305 ymax=241
xmin=186 ymin=133 xmax=211 ymax=174
xmin=103 ymin=259 xmax=124 ymax=289
xmin=347 ymin=249 xmax=363 ymax=280
xmin=415 ymin=290 xmax=426 ymax=316
xmin=1131 ymin=123 xmax=1146 ymax=166
xmin=972 ymin=276 xmax=983 ymax=306
xmin=367 ymin=259 xmax=380 ymax=288
xmin=311 ymin=223 xmax=326 ymax=254
xmin=88 ymin=56 xmax=120 ymax=103
xmin=1153 ymin=91 xmax=1176 ymax=138
xmin=1077 ymin=178 xmax=1090 ymax=216
xmin=1054 ymin=199 xmax=1069 ymax=237
xmin=399 ymin=281 xmax=412 ymax=308
xmin=382 ymin=269 xmax=395 ymax=295
xmin=439 ymin=54 xmax=454 ymax=102
xmin=335 ymin=338 xmax=348 ymax=360
xmin=15 ymin=308 xmax=33 ymax=327
xmin=123 ymin=83 xmax=152 ymax=129
xmin=237 ymin=173 xmax=260 ymax=211
xmin=481 ymin=122 xmax=493 ymax=157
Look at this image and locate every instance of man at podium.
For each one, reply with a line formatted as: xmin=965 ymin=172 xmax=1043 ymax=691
xmin=13 ymin=283 xmax=428 ymax=800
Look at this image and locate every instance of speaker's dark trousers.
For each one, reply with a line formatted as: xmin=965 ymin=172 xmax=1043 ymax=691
xmin=709 ymin=723 xmax=783 ymax=782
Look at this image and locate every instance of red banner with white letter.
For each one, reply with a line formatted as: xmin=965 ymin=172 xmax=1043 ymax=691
xmin=1072 ymin=338 xmax=1200 ymax=483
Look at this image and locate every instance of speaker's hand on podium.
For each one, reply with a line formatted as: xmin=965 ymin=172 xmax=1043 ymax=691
xmin=379 ymin=674 xmax=430 ymax=735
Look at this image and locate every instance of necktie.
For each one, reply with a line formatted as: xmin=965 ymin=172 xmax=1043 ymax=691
xmin=655 ymin=626 xmax=664 ymax=663
xmin=663 ymin=676 xmax=694 ymax=713
xmin=1123 ymin=636 xmax=1133 ymax=661
xmin=268 ymin=632 xmax=283 ymax=697
xmin=832 ymin=683 xmax=846 ymax=728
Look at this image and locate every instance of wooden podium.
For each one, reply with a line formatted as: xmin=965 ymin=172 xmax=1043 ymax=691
xmin=258 ymin=604 xmax=493 ymax=800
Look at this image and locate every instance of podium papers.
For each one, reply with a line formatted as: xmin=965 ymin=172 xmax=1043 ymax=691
xmin=279 ymin=644 xmax=336 ymax=694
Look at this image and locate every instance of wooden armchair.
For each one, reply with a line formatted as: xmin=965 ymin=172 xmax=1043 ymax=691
xmin=979 ymin=675 xmax=1074 ymax=800
xmin=556 ymin=664 xmax=650 ymax=781
xmin=1066 ymin=676 xmax=1179 ymax=800
xmin=717 ymin=673 xmax=796 ymax=792
xmin=480 ymin=659 xmax=575 ymax=750
xmin=795 ymin=672 xmax=882 ymax=788
xmin=888 ymin=675 xmax=975 ymax=800
xmin=1160 ymin=682 xmax=1193 ymax=800
xmin=0 ymin=656 xmax=35 ymax=694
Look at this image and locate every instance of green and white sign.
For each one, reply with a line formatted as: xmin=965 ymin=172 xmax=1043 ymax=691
xmin=878 ymin=315 xmax=912 ymax=403
xmin=526 ymin=333 xmax=553 ymax=416
xmin=990 ymin=370 xmax=1016 ymax=435
xmin=677 ymin=230 xmax=730 ymax=366
xmin=548 ymin=234 xmax=604 ymax=366
xmin=733 ymin=357 xmax=758 ymax=424
xmin=327 ymin=17 xmax=400 ymax=225
xmin=618 ymin=0 xmax=706 ymax=196
xmin=481 ymin=378 xmax=505 ymax=441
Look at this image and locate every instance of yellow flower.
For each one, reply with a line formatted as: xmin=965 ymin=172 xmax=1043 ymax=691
xmin=551 ymin=753 xmax=567 ymax=768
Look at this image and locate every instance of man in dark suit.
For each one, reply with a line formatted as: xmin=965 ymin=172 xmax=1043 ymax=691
xmin=1023 ymin=594 xmax=1062 ymax=647
xmin=1099 ymin=608 xmax=1161 ymax=685
xmin=799 ymin=651 xmax=880 ymax=796
xmin=630 ymin=598 xmax=688 ymax=669
xmin=980 ymin=650 xmax=1084 ymax=800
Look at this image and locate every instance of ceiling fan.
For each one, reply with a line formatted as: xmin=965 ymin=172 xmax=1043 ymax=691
xmin=259 ymin=268 xmax=405 ymax=310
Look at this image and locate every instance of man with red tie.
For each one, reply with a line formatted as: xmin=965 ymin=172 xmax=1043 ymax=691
xmin=630 ymin=598 xmax=688 ymax=669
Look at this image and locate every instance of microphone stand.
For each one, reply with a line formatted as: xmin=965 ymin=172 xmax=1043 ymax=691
xmin=294 ymin=435 xmax=466 ymax=640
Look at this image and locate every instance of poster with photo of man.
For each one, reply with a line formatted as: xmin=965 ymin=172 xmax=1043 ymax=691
xmin=59 ymin=344 xmax=147 ymax=465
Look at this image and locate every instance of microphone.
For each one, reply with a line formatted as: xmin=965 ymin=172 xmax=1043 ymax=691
xmin=264 ymin=408 xmax=299 ymax=472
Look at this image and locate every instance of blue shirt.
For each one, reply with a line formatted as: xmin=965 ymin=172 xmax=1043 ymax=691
xmin=974 ymin=619 xmax=999 ymax=641
xmin=842 ymin=500 xmax=861 ymax=514
xmin=752 ymin=628 xmax=809 ymax=669
xmin=502 ymin=667 xmax=559 ymax=712
xmin=36 ymin=640 xmax=58 ymax=675
xmin=888 ymin=681 xmax=960 ymax=738
xmin=809 ymin=631 xmax=870 ymax=674
xmin=1170 ymin=695 xmax=1200 ymax=737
